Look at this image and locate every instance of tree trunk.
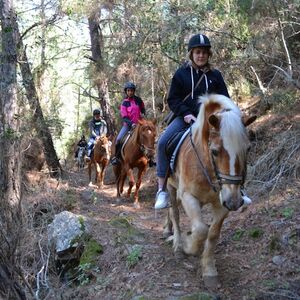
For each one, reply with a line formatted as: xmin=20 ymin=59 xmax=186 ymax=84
xmin=16 ymin=29 xmax=61 ymax=177
xmin=88 ymin=11 xmax=115 ymax=135
xmin=0 ymin=1 xmax=26 ymax=298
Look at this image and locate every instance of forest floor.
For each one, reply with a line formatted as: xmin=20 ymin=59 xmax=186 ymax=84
xmin=24 ymin=155 xmax=300 ymax=300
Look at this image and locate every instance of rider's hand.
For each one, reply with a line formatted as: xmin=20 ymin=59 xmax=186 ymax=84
xmin=184 ymin=114 xmax=196 ymax=124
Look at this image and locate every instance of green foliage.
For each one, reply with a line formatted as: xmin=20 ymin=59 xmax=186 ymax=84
xmin=269 ymin=235 xmax=281 ymax=252
xmin=268 ymin=90 xmax=299 ymax=113
xmin=179 ymin=292 xmax=216 ymax=300
xmin=281 ymin=207 xmax=294 ymax=219
xmin=78 ymin=216 xmax=85 ymax=231
xmin=76 ymin=262 xmax=100 ymax=286
xmin=80 ymin=238 xmax=103 ymax=266
xmin=232 ymin=228 xmax=245 ymax=241
xmin=126 ymin=245 xmax=142 ymax=269
xmin=62 ymin=189 xmax=78 ymax=211
xmin=248 ymin=228 xmax=264 ymax=238
xmin=2 ymin=127 xmax=19 ymax=140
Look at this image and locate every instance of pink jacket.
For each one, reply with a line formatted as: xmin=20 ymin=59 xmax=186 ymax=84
xmin=120 ymin=96 xmax=145 ymax=125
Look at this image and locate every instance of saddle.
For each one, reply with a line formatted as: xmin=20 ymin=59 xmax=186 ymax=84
xmin=165 ymin=126 xmax=191 ymax=173
xmin=119 ymin=127 xmax=136 ymax=157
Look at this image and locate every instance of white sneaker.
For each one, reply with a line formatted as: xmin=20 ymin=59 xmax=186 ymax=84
xmin=241 ymin=189 xmax=252 ymax=206
xmin=154 ymin=189 xmax=170 ymax=209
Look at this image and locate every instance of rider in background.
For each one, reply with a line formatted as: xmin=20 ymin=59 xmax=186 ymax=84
xmin=75 ymin=135 xmax=87 ymax=159
xmin=86 ymin=109 xmax=108 ymax=162
xmin=110 ymin=82 xmax=146 ymax=165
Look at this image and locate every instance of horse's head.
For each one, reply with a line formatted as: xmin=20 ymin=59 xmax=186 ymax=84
xmin=95 ymin=135 xmax=111 ymax=154
xmin=200 ymin=95 xmax=256 ymax=211
xmin=136 ymin=119 xmax=157 ymax=159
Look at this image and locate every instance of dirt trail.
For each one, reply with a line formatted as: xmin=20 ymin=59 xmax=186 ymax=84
xmin=48 ymin=163 xmax=299 ymax=300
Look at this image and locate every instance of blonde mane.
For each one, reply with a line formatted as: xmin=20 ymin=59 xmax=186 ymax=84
xmin=195 ymin=94 xmax=249 ymax=158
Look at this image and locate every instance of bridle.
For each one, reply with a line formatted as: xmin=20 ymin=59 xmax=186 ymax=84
xmin=189 ymin=126 xmax=245 ymax=193
xmin=137 ymin=125 xmax=155 ymax=158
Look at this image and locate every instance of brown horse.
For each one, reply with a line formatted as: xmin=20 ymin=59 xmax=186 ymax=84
xmin=88 ymin=135 xmax=111 ymax=188
xmin=163 ymin=94 xmax=256 ymax=287
xmin=113 ymin=119 xmax=157 ymax=208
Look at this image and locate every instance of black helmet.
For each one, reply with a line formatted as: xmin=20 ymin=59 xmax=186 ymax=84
xmin=124 ymin=82 xmax=136 ymax=92
xmin=93 ymin=108 xmax=101 ymax=116
xmin=188 ymin=34 xmax=211 ymax=51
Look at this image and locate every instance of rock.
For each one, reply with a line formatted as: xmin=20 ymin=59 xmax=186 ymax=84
xmin=272 ymin=255 xmax=286 ymax=266
xmin=48 ymin=211 xmax=90 ymax=252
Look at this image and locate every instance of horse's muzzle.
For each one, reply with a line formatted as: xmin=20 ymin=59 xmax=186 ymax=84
xmin=220 ymin=187 xmax=244 ymax=211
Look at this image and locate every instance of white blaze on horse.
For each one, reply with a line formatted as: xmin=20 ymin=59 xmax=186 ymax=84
xmin=163 ymin=94 xmax=256 ymax=287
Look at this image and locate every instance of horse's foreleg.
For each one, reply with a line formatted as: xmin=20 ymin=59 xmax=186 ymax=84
xmin=119 ymin=168 xmax=127 ymax=195
xmin=133 ymin=166 xmax=146 ymax=207
xmin=168 ymin=185 xmax=182 ymax=252
xmin=181 ymin=192 xmax=208 ymax=256
xmin=202 ymin=203 xmax=228 ymax=286
xmin=163 ymin=209 xmax=173 ymax=239
xmin=88 ymin=163 xmax=93 ymax=186
xmin=126 ymin=167 xmax=135 ymax=198
xmin=95 ymin=162 xmax=101 ymax=188
xmin=99 ymin=161 xmax=108 ymax=187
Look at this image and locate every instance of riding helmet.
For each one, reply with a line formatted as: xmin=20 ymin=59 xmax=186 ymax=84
xmin=188 ymin=34 xmax=211 ymax=51
xmin=93 ymin=108 xmax=101 ymax=116
xmin=124 ymin=82 xmax=136 ymax=92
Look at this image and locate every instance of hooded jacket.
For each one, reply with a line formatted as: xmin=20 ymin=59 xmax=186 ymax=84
xmin=120 ymin=95 xmax=145 ymax=126
xmin=167 ymin=63 xmax=229 ymax=117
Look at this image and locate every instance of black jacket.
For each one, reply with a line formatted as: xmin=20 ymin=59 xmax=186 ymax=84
xmin=167 ymin=63 xmax=229 ymax=117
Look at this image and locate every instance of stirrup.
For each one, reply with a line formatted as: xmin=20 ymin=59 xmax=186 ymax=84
xmin=154 ymin=189 xmax=170 ymax=209
xmin=111 ymin=156 xmax=120 ymax=165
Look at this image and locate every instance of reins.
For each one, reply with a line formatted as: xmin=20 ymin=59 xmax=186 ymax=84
xmin=189 ymin=127 xmax=218 ymax=192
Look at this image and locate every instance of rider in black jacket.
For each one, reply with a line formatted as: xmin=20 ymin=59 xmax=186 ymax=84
xmin=155 ymin=33 xmax=230 ymax=209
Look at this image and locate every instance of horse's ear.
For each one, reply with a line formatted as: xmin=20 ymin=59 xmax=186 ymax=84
xmin=138 ymin=119 xmax=144 ymax=125
xmin=242 ymin=115 xmax=257 ymax=127
xmin=151 ymin=119 xmax=157 ymax=125
xmin=208 ymin=114 xmax=220 ymax=129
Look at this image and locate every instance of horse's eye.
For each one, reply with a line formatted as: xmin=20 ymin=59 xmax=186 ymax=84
xmin=211 ymin=148 xmax=219 ymax=156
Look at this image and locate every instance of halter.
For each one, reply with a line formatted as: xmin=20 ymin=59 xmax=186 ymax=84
xmin=189 ymin=126 xmax=245 ymax=193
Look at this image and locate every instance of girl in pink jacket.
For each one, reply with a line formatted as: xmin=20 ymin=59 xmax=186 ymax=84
xmin=111 ymin=82 xmax=145 ymax=165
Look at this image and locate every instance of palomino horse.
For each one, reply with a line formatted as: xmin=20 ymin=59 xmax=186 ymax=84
xmin=77 ymin=146 xmax=86 ymax=170
xmin=88 ymin=135 xmax=111 ymax=188
xmin=113 ymin=119 xmax=157 ymax=208
xmin=163 ymin=94 xmax=256 ymax=287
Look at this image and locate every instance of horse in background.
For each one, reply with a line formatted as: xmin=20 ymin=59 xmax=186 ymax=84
xmin=88 ymin=135 xmax=111 ymax=188
xmin=113 ymin=119 xmax=157 ymax=208
xmin=76 ymin=146 xmax=86 ymax=170
xmin=163 ymin=94 xmax=256 ymax=287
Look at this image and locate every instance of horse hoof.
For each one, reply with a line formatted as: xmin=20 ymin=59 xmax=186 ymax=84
xmin=163 ymin=231 xmax=173 ymax=240
xmin=165 ymin=235 xmax=174 ymax=243
xmin=133 ymin=202 xmax=141 ymax=209
xmin=88 ymin=182 xmax=93 ymax=187
xmin=203 ymin=275 xmax=220 ymax=289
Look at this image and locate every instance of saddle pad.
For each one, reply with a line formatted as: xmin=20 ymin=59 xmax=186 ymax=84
xmin=168 ymin=127 xmax=191 ymax=173
xmin=120 ymin=129 xmax=135 ymax=155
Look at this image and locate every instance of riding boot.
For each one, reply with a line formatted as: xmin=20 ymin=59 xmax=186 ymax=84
xmin=148 ymin=158 xmax=156 ymax=167
xmin=111 ymin=143 xmax=121 ymax=165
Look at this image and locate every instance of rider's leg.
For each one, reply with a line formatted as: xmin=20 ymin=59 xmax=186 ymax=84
xmin=86 ymin=138 xmax=95 ymax=161
xmin=111 ymin=125 xmax=129 ymax=165
xmin=155 ymin=117 xmax=186 ymax=209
